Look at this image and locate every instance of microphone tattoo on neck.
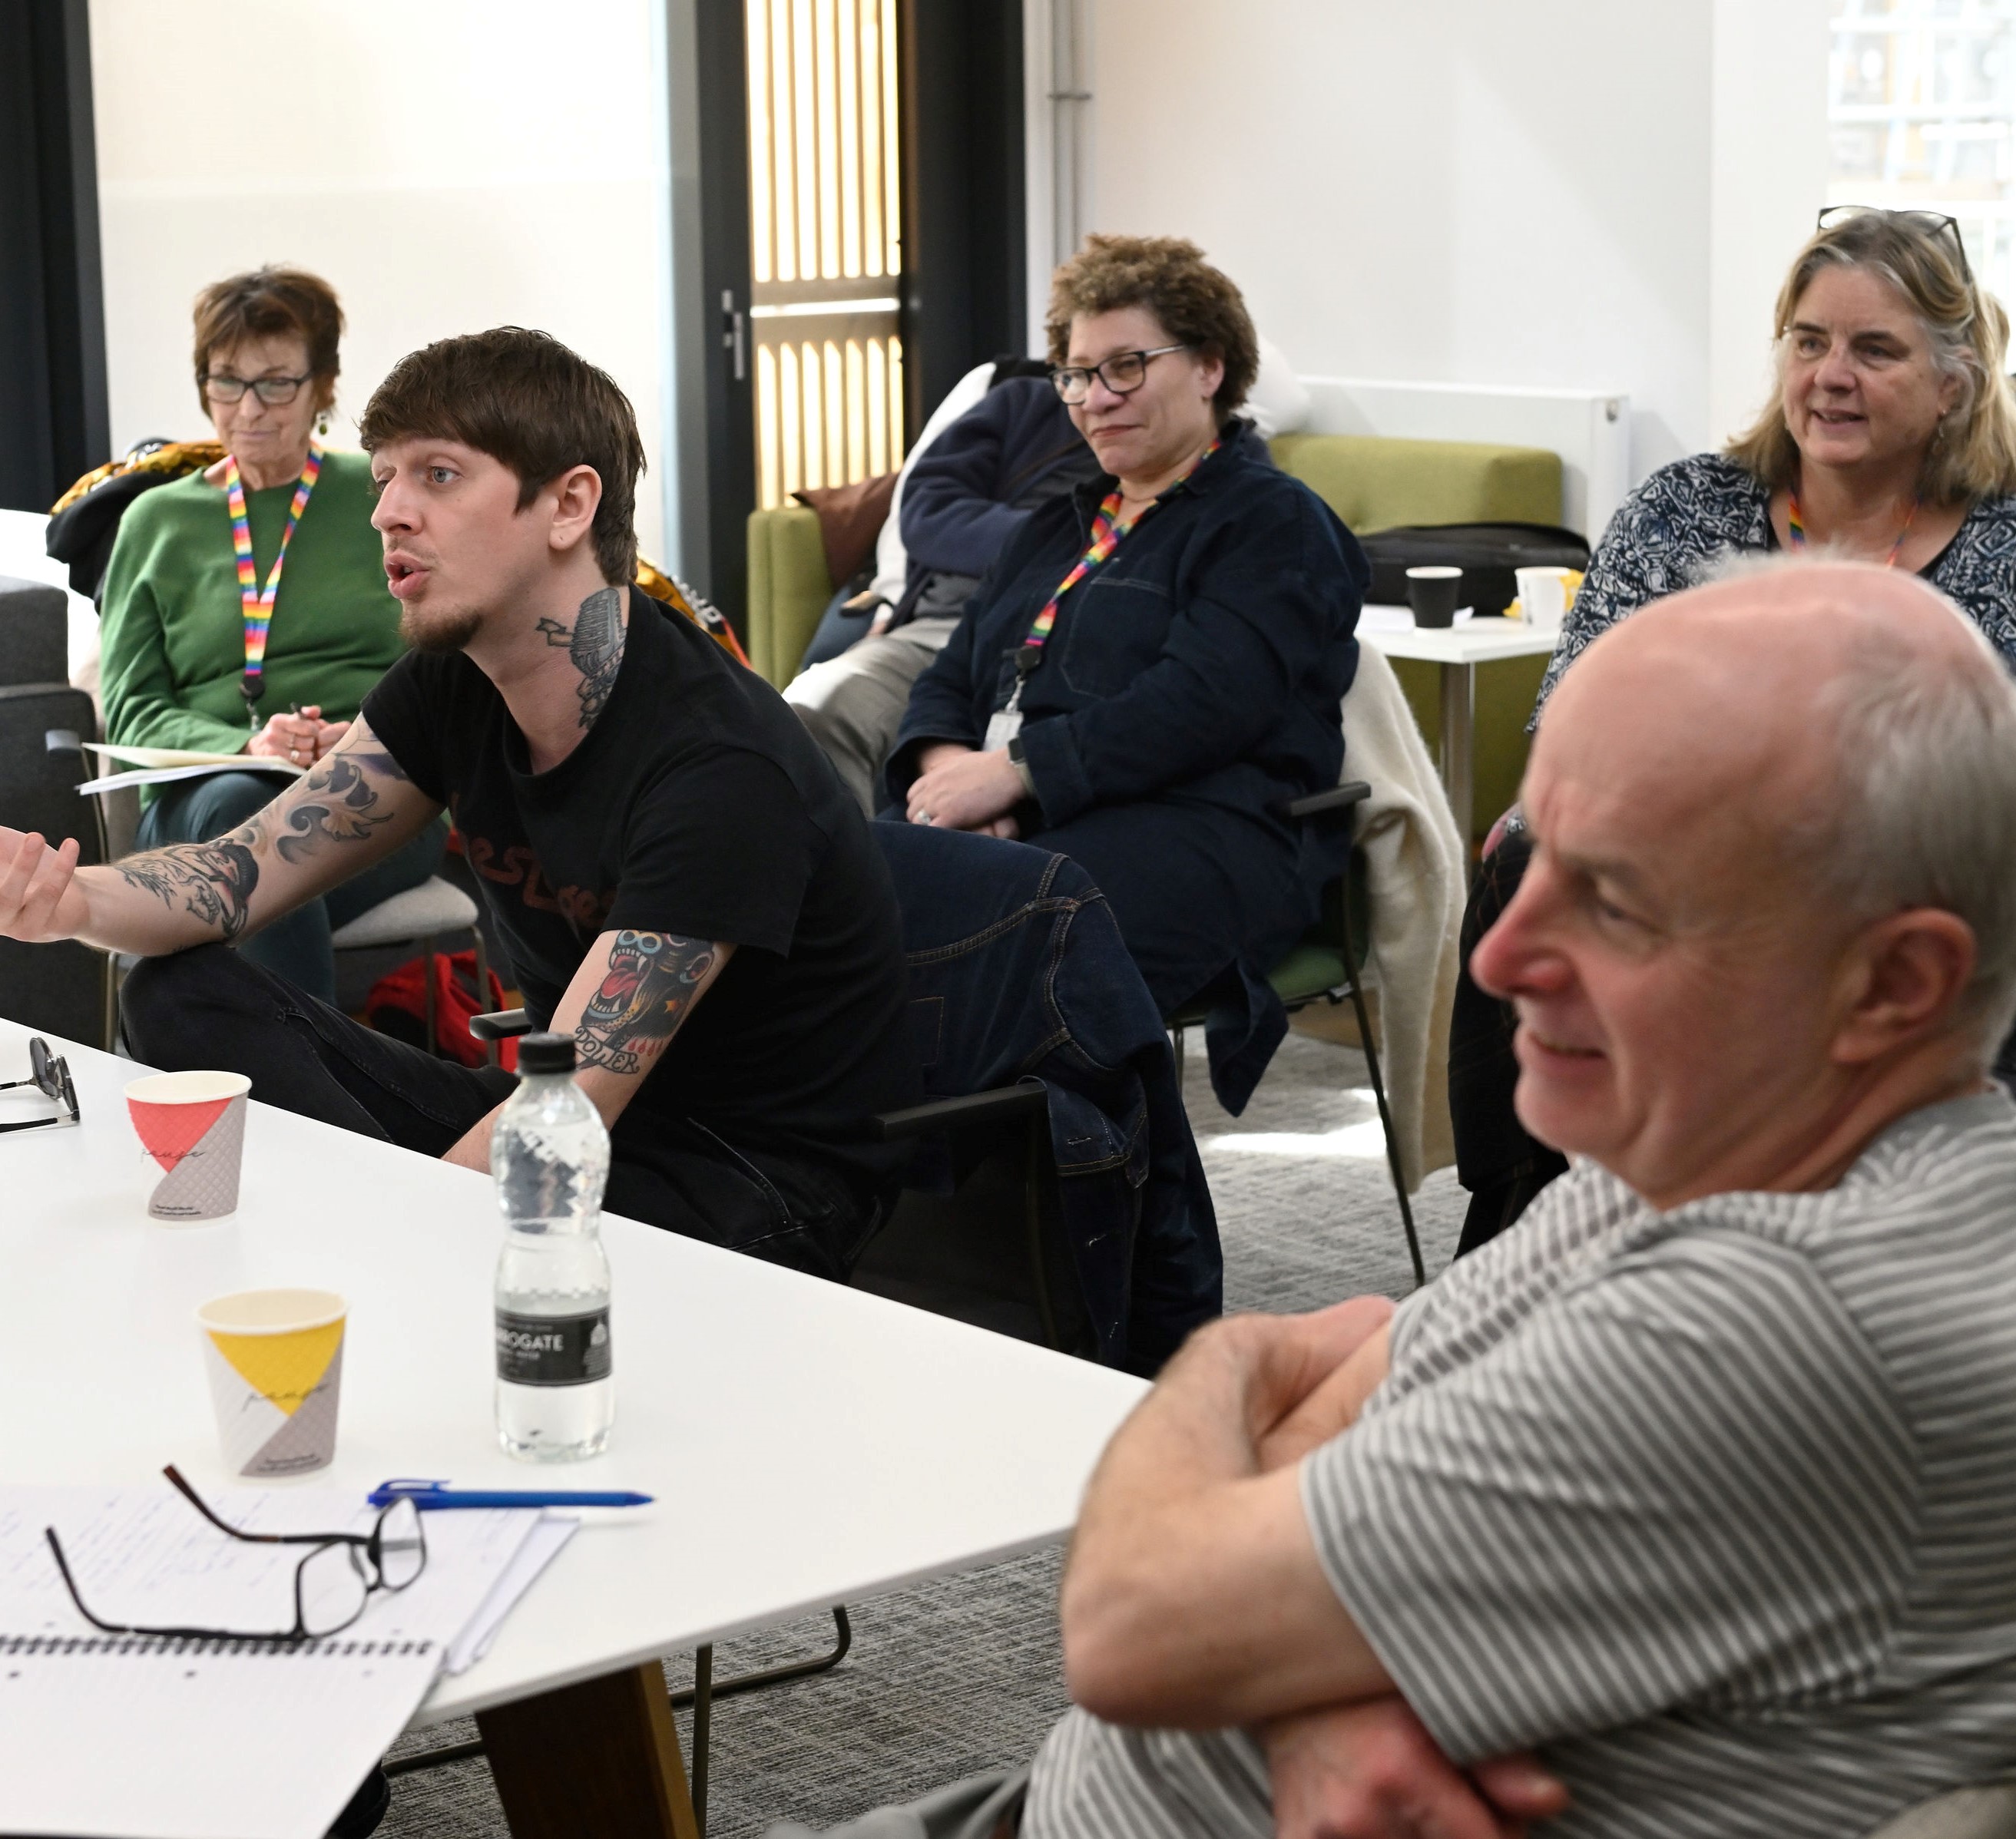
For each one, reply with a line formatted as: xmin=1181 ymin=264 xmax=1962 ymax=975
xmin=536 ymin=585 xmax=625 ymax=729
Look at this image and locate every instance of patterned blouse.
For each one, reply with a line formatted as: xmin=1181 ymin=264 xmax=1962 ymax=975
xmin=1531 ymin=451 xmax=2016 ymax=720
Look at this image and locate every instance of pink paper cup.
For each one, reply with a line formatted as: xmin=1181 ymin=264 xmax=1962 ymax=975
xmin=125 ymin=1070 xmax=252 ymax=1222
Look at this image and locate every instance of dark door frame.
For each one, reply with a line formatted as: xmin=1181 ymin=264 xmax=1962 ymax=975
xmin=899 ymin=0 xmax=1027 ymax=443
xmin=0 ymin=0 xmax=110 ymax=514
xmin=664 ymin=0 xmax=756 ymax=633
xmin=666 ymin=0 xmax=1026 ymax=618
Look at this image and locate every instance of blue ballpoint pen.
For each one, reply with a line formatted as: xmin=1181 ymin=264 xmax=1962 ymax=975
xmin=368 ymin=1478 xmax=654 ymax=1510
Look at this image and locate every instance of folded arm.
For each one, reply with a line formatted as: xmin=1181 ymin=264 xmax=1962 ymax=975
xmin=0 ymin=718 xmax=440 ymax=956
xmin=1061 ymin=1302 xmax=1397 ymax=1729
xmin=439 ymin=928 xmax=733 ymax=1171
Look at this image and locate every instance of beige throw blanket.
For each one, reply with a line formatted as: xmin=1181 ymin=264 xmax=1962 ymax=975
xmin=1341 ymin=646 xmax=1466 ymax=1192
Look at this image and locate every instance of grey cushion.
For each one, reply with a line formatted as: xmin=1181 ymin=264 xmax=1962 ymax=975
xmin=328 ymin=876 xmax=478 ymax=950
xmin=0 ymin=574 xmax=68 ymax=690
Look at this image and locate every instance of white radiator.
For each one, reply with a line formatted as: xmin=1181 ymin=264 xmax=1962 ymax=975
xmin=1294 ymin=378 xmax=1632 ymax=542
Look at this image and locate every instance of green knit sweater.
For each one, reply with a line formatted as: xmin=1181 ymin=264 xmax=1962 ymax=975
xmin=98 ymin=448 xmax=405 ymax=759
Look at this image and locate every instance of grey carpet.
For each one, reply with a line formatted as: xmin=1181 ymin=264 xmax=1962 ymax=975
xmin=380 ymin=1030 xmax=1465 ymax=1837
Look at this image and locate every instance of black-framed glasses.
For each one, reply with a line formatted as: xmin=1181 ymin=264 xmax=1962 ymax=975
xmin=45 ymin=1465 xmax=427 ymax=1646
xmin=200 ymin=372 xmax=312 ymax=406
xmin=0 ymin=1036 xmax=78 ymax=1134
xmin=1817 ymin=206 xmax=1974 ymax=286
xmin=1049 ymin=343 xmax=1193 ymax=405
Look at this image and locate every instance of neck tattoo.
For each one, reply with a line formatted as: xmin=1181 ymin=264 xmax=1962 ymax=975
xmin=535 ymin=586 xmax=626 ymax=729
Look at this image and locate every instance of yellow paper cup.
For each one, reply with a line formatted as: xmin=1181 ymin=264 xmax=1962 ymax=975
xmin=196 ymin=1288 xmax=347 ymax=1477
xmin=126 ymin=1070 xmax=252 ymax=1222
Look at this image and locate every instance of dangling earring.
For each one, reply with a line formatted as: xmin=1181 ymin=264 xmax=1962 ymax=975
xmin=316 ymin=411 xmax=330 ymax=436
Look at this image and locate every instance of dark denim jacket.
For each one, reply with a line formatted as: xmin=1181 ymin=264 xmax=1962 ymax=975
xmin=872 ymin=821 xmax=1221 ymax=1374
xmin=888 ymin=428 xmax=1364 ymax=830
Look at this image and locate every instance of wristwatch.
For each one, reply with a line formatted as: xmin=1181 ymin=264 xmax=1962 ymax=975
xmin=1005 ymin=733 xmax=1037 ymax=798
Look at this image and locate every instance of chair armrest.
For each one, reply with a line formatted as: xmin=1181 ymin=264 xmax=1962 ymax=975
xmin=469 ymin=1007 xmax=531 ymax=1043
xmin=872 ymin=1084 xmax=1047 ymax=1142
xmin=1278 ymin=779 xmax=1370 ymax=822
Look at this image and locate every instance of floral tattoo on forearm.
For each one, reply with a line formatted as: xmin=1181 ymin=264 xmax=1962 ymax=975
xmin=536 ymin=585 xmax=625 ymax=729
xmin=574 ymin=931 xmax=718 ymax=1077
xmin=114 ymin=832 xmax=261 ymax=941
xmin=271 ymin=750 xmax=408 ymax=864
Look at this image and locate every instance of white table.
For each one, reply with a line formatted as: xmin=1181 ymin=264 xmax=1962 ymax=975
xmin=0 ymin=1017 xmax=1147 ymax=1837
xmin=1356 ymin=607 xmax=1561 ymax=840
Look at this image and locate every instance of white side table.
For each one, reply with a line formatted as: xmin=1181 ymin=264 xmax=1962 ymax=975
xmin=1357 ymin=607 xmax=1561 ymax=840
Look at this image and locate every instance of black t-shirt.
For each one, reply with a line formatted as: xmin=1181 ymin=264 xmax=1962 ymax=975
xmin=362 ymin=587 xmax=915 ymax=1188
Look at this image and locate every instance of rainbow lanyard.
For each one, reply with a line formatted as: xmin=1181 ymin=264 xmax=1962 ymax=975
xmin=1785 ymin=485 xmax=1918 ymax=567
xmin=226 ymin=438 xmax=323 ymax=723
xmin=1020 ymin=438 xmax=1221 ymax=664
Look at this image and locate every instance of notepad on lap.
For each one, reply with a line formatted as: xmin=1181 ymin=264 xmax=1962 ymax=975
xmin=0 ymin=1485 xmax=575 ymax=1839
xmin=74 ymin=743 xmax=308 ymax=796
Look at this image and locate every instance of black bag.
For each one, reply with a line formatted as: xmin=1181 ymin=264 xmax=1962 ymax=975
xmin=1359 ymin=522 xmax=1590 ymax=617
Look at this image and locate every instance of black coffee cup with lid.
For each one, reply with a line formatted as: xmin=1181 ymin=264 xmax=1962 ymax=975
xmin=1406 ymin=566 xmax=1463 ymax=628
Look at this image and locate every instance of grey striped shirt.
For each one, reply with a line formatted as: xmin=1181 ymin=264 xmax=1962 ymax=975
xmin=1025 ymin=1089 xmax=2016 ymax=1839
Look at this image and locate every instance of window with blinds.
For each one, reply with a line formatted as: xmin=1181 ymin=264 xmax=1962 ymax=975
xmin=746 ymin=0 xmax=906 ymax=511
xmin=1829 ymin=0 xmax=2016 ymax=306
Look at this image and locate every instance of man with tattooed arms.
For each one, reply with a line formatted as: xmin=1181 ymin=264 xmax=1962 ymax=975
xmin=0 ymin=328 xmax=916 ymax=1278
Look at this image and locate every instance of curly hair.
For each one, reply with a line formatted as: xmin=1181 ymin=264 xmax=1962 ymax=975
xmin=1045 ymin=234 xmax=1258 ymax=421
xmin=1726 ymin=210 xmax=2016 ymax=506
xmin=191 ymin=266 xmax=344 ymax=418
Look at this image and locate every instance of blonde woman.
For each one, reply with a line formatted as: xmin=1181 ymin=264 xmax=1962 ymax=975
xmin=1461 ymin=207 xmax=2016 ymax=1257
xmin=1535 ymin=206 xmax=2016 ymax=713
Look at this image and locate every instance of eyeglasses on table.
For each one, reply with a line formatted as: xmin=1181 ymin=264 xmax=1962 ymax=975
xmin=45 ymin=1464 xmax=428 ymax=1645
xmin=0 ymin=1036 xmax=79 ymax=1135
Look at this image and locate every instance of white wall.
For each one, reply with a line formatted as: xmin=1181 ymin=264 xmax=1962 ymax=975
xmin=1051 ymin=0 xmax=1831 ymax=492
xmin=88 ymin=0 xmax=674 ymax=564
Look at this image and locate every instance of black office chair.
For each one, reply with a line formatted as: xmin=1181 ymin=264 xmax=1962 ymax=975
xmin=1163 ymin=780 xmax=1425 ymax=1287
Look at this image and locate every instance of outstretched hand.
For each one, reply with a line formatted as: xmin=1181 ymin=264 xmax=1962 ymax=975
xmin=0 ymin=829 xmax=86 ymax=943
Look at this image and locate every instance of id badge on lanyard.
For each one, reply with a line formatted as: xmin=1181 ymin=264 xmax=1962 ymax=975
xmin=984 ymin=643 xmax=1040 ymax=751
xmin=983 ymin=695 xmax=1024 ymax=752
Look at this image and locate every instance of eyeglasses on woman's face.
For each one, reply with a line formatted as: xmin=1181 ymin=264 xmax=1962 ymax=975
xmin=200 ymin=372 xmax=312 ymax=406
xmin=1049 ymin=344 xmax=1193 ymax=405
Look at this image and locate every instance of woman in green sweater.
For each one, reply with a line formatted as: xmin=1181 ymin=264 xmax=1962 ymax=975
xmin=98 ymin=266 xmax=442 ymax=1002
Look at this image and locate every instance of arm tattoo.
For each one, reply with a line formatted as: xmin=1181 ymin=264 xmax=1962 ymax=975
xmin=114 ymin=835 xmax=260 ymax=941
xmin=574 ymin=931 xmax=717 ymax=1077
xmin=272 ymin=750 xmax=406 ymax=865
xmin=535 ymin=585 xmax=626 ymax=729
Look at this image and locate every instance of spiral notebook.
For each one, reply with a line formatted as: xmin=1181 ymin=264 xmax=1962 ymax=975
xmin=0 ymin=1484 xmax=575 ymax=1839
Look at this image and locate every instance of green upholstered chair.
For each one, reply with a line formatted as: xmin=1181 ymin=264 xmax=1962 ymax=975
xmin=1163 ymin=781 xmax=1425 ymax=1286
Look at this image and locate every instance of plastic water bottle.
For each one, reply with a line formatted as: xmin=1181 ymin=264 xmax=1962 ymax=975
xmin=492 ymin=1033 xmax=614 ymax=1461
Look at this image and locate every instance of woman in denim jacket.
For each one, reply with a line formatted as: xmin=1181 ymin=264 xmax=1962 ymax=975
xmin=889 ymin=236 xmax=1366 ymax=1105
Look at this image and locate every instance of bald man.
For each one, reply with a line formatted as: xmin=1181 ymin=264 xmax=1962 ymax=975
xmin=945 ymin=563 xmax=2016 ymax=1839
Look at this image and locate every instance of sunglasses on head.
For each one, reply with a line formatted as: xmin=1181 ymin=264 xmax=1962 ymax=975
xmin=0 ymin=1037 xmax=80 ymax=1134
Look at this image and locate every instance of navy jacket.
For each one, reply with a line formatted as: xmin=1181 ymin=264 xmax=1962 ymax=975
xmin=872 ymin=821 xmax=1220 ymax=1374
xmin=889 ymin=430 xmax=1365 ymax=838
xmin=899 ymin=376 xmax=1104 ymax=577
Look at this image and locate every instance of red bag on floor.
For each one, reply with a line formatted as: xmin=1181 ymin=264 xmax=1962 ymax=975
xmin=366 ymin=950 xmax=517 ymax=1071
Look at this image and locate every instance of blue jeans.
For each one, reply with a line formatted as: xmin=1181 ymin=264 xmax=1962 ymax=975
xmin=134 ymin=771 xmax=447 ymax=1004
xmin=120 ymin=943 xmax=889 ymax=1279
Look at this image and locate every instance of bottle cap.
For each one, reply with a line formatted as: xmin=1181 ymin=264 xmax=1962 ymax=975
xmin=517 ymin=1033 xmax=576 ymax=1076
